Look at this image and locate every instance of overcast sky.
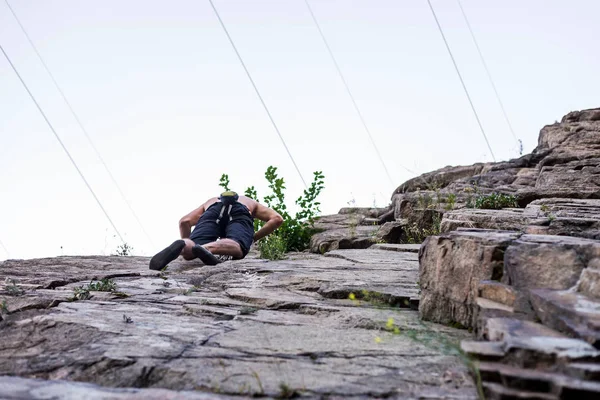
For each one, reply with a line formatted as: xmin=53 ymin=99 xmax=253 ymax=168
xmin=1 ymin=0 xmax=599 ymax=260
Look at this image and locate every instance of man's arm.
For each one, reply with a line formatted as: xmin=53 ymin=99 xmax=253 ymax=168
xmin=253 ymin=203 xmax=284 ymax=242
xmin=179 ymin=202 xmax=208 ymax=239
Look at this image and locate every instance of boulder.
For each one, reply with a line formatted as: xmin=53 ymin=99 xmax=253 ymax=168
xmin=418 ymin=229 xmax=521 ymax=327
xmin=529 ymin=289 xmax=600 ymax=348
xmin=391 ymin=107 xmax=600 ymax=226
xmin=504 ymin=235 xmax=600 ymax=291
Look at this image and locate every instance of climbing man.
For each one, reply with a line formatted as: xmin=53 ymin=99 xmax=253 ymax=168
xmin=149 ymin=191 xmax=284 ymax=270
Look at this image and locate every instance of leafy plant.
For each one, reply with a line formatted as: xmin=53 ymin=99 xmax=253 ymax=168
xmin=87 ymin=278 xmax=117 ymax=292
xmin=220 ymin=166 xmax=325 ymax=253
xmin=473 ymin=193 xmax=518 ymax=210
xmin=70 ymin=286 xmax=91 ymax=301
xmin=239 ymin=306 xmax=259 ymax=315
xmin=404 ymin=212 xmax=442 ymax=244
xmin=445 ymin=193 xmax=457 ymax=211
xmin=183 ymin=286 xmax=199 ymax=296
xmin=1 ymin=300 xmax=8 ymax=313
xmin=114 ymin=242 xmax=133 ymax=256
xmin=256 ymin=234 xmax=287 ymax=260
xmin=4 ymin=278 xmax=24 ymax=296
xmin=219 ymin=174 xmax=231 ymax=192
xmin=277 ymin=383 xmax=299 ymax=399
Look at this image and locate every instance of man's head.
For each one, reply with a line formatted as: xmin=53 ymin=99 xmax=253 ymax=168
xmin=219 ymin=191 xmax=239 ymax=206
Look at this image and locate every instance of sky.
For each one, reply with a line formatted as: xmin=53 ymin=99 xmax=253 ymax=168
xmin=1 ymin=0 xmax=599 ymax=260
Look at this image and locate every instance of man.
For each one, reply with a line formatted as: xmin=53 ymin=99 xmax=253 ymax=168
xmin=149 ymin=191 xmax=283 ymax=270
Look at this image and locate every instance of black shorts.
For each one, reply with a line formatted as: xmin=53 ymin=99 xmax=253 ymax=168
xmin=189 ymin=202 xmax=254 ymax=257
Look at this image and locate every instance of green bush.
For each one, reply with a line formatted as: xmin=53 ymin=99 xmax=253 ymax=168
xmin=219 ymin=166 xmax=325 ymax=254
xmin=256 ymin=234 xmax=287 ymax=260
xmin=473 ymin=193 xmax=518 ymax=209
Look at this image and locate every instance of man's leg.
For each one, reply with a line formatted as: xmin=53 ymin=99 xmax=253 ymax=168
xmin=149 ymin=239 xmax=186 ymax=270
xmin=181 ymin=239 xmax=199 ymax=260
xmin=204 ymin=239 xmax=244 ymax=259
xmin=190 ymin=238 xmax=241 ymax=266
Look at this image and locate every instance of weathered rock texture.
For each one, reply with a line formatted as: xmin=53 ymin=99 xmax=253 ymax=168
xmin=393 ymin=108 xmax=600 ymax=214
xmin=311 ymin=108 xmax=600 ymax=255
xmin=410 ymin=108 xmax=600 ymax=398
xmin=0 ymin=248 xmax=475 ymax=399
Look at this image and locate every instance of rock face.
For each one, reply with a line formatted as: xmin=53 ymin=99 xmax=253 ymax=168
xmin=410 ymin=109 xmax=600 ymax=398
xmin=393 ymin=107 xmax=600 ymax=214
xmin=0 ymin=249 xmax=475 ymax=399
xmin=419 ymin=230 xmax=600 ymax=331
xmin=311 ymin=108 xmax=600 ymax=254
xmin=418 ymin=230 xmax=520 ymax=328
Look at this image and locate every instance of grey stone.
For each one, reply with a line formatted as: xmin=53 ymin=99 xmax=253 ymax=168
xmin=0 ymin=252 xmax=475 ymax=398
xmin=418 ymin=229 xmax=521 ymax=328
xmin=529 ymin=289 xmax=600 ymax=348
xmin=374 ymin=220 xmax=407 ymax=243
xmin=504 ymin=234 xmax=600 ymax=291
xmin=0 ymin=375 xmax=235 ymax=399
xmin=483 ymin=318 xmax=566 ymax=342
xmin=371 ymin=243 xmax=421 ymax=253
xmin=479 ymin=281 xmax=518 ymax=307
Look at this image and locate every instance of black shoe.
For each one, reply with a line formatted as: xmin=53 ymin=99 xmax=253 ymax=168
xmin=149 ymin=240 xmax=185 ymax=270
xmin=192 ymin=244 xmax=222 ymax=266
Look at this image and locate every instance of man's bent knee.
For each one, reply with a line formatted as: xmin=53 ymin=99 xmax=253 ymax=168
xmin=181 ymin=239 xmax=197 ymax=260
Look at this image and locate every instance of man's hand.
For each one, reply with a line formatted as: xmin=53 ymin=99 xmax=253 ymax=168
xmin=253 ymin=203 xmax=283 ymax=242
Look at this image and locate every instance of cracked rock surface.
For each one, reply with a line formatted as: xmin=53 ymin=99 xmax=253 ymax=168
xmin=0 ymin=248 xmax=475 ymax=399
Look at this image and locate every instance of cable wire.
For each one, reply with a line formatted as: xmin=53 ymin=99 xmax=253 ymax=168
xmin=4 ymin=0 xmax=155 ymax=248
xmin=303 ymin=0 xmax=413 ymax=181
xmin=456 ymin=0 xmax=519 ymax=146
xmin=0 ymin=238 xmax=9 ymax=259
xmin=426 ymin=0 xmax=496 ymax=161
xmin=0 ymin=43 xmax=126 ymax=244
xmin=208 ymin=0 xmax=307 ymax=188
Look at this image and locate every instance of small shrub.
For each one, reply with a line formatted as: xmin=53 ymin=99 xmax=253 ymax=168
xmin=473 ymin=193 xmax=518 ymax=209
xmin=257 ymin=234 xmax=287 ymax=260
xmin=4 ymin=278 xmax=24 ymax=296
xmin=87 ymin=278 xmax=117 ymax=292
xmin=1 ymin=300 xmax=8 ymax=313
xmin=114 ymin=243 xmax=133 ymax=256
xmin=70 ymin=286 xmax=91 ymax=301
xmin=445 ymin=193 xmax=457 ymax=211
xmin=239 ymin=306 xmax=258 ymax=315
xmin=69 ymin=278 xmax=116 ymax=301
xmin=404 ymin=212 xmax=441 ymax=244
xmin=220 ymin=166 xmax=325 ymax=253
xmin=277 ymin=383 xmax=299 ymax=399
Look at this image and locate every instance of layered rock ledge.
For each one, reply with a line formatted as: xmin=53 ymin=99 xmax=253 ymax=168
xmin=0 ymin=249 xmax=474 ymax=399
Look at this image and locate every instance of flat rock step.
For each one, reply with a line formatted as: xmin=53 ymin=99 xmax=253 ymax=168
xmin=370 ymin=243 xmax=421 ymax=253
xmin=529 ymin=288 xmax=600 ymax=348
xmin=0 ymin=375 xmax=234 ymax=399
xmin=479 ymin=281 xmax=518 ymax=307
xmin=483 ymin=382 xmax=556 ymax=400
xmin=462 ymin=335 xmax=600 ymax=366
xmin=479 ymin=362 xmax=600 ymax=398
xmin=483 ymin=318 xmax=566 ymax=342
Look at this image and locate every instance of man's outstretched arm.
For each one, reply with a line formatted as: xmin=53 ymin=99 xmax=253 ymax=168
xmin=179 ymin=202 xmax=209 ymax=239
xmin=253 ymin=203 xmax=284 ymax=242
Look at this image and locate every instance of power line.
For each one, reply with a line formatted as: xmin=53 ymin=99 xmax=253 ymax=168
xmin=426 ymin=0 xmax=496 ymax=162
xmin=208 ymin=0 xmax=307 ymax=188
xmin=0 ymin=238 xmax=9 ymax=259
xmin=4 ymin=0 xmax=155 ymax=248
xmin=0 ymin=43 xmax=126 ymax=244
xmin=303 ymin=0 xmax=413 ymax=182
xmin=456 ymin=0 xmax=519 ymax=146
